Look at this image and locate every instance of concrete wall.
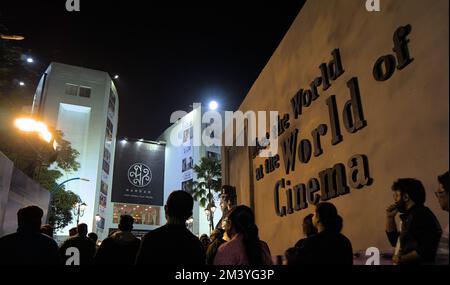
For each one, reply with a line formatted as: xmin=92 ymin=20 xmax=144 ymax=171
xmin=0 ymin=152 xmax=50 ymax=236
xmin=0 ymin=152 xmax=14 ymax=236
xmin=225 ymin=0 xmax=449 ymax=257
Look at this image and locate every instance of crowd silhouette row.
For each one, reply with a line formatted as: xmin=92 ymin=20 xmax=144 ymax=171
xmin=0 ymin=171 xmax=448 ymax=265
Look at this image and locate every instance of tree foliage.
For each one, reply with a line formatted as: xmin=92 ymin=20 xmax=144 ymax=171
xmin=189 ymin=156 xmax=222 ymax=207
xmin=48 ymin=186 xmax=81 ymax=232
xmin=37 ymin=168 xmax=80 ymax=232
xmin=188 ymin=156 xmax=222 ymax=232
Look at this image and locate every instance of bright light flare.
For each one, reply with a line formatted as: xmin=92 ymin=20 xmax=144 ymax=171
xmin=41 ymin=131 xmax=53 ymax=143
xmin=14 ymin=117 xmax=53 ymax=143
xmin=209 ymin=101 xmax=218 ymax=110
xmin=14 ymin=118 xmax=36 ymax=132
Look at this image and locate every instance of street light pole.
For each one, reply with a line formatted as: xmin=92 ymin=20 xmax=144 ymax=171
xmin=46 ymin=177 xmax=90 ymax=224
xmin=53 ymin=177 xmax=90 ymax=192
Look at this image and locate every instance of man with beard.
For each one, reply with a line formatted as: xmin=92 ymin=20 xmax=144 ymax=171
xmin=386 ymin=178 xmax=442 ymax=264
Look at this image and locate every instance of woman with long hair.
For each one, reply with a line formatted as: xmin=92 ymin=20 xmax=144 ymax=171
xmin=296 ymin=202 xmax=353 ymax=264
xmin=213 ymin=205 xmax=272 ymax=265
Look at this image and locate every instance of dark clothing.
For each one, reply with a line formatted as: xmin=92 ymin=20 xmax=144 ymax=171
xmin=60 ymin=235 xmax=96 ymax=265
xmin=135 ymin=224 xmax=205 ymax=265
xmin=206 ymin=238 xmax=226 ymax=265
xmin=95 ymin=231 xmax=140 ymax=265
xmin=0 ymin=230 xmax=60 ymax=265
xmin=296 ymin=231 xmax=353 ymax=265
xmin=386 ymin=204 xmax=442 ymax=264
xmin=295 ymin=238 xmax=307 ymax=249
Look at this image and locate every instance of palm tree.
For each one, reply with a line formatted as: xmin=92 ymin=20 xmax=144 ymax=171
xmin=188 ymin=156 xmax=222 ymax=233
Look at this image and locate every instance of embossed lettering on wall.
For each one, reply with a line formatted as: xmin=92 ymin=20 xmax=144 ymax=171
xmin=252 ymin=25 xmax=414 ymax=217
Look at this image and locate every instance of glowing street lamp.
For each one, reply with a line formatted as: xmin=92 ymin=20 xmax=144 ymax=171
xmin=14 ymin=118 xmax=36 ymax=132
xmin=19 ymin=81 xmax=25 ymax=86
xmin=0 ymin=34 xmax=25 ymax=41
xmin=208 ymin=100 xmax=218 ymax=110
xmin=14 ymin=117 xmax=53 ymax=143
xmin=26 ymin=57 xmax=34 ymax=63
xmin=74 ymin=202 xmax=87 ymax=225
xmin=113 ymin=75 xmax=119 ymax=79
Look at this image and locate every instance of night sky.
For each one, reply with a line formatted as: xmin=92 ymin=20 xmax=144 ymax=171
xmin=1 ymin=0 xmax=305 ymax=140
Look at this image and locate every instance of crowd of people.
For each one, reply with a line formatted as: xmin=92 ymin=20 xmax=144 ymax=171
xmin=0 ymin=171 xmax=448 ymax=265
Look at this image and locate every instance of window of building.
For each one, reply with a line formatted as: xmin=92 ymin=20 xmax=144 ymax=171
xmin=113 ymin=203 xmax=161 ymax=226
xmin=79 ymin=86 xmax=91 ymax=98
xmin=65 ymin=84 xmax=79 ymax=96
xmin=207 ymin=151 xmax=219 ymax=159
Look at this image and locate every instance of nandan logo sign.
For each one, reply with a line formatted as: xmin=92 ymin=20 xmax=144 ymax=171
xmin=128 ymin=163 xmax=152 ymax=188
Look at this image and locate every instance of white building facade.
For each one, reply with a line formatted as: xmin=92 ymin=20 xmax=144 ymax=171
xmin=159 ymin=105 xmax=222 ymax=237
xmin=32 ymin=62 xmax=119 ymax=237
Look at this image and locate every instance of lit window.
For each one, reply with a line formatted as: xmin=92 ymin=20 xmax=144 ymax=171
xmin=113 ymin=203 xmax=161 ymax=225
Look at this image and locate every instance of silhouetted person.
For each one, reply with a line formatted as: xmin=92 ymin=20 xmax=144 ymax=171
xmin=284 ymin=247 xmax=299 ymax=265
xmin=386 ymin=178 xmax=442 ymax=264
xmin=95 ymin=215 xmax=140 ymax=265
xmin=200 ymin=234 xmax=211 ymax=253
xmin=296 ymin=202 xmax=353 ymax=265
xmin=434 ymin=171 xmax=449 ymax=265
xmin=88 ymin=232 xmax=98 ymax=244
xmin=69 ymin=227 xmax=78 ymax=237
xmin=214 ymin=205 xmax=272 ymax=265
xmin=295 ymin=214 xmax=318 ymax=249
xmin=0 ymin=206 xmax=60 ymax=265
xmin=136 ymin=190 xmax=205 ymax=265
xmin=206 ymin=228 xmax=226 ymax=265
xmin=88 ymin=232 xmax=99 ymax=252
xmin=60 ymin=223 xmax=96 ymax=265
xmin=41 ymin=224 xmax=54 ymax=238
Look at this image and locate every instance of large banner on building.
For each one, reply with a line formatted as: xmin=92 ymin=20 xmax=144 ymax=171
xmin=180 ymin=120 xmax=193 ymax=191
xmin=112 ymin=141 xmax=165 ymax=205
xmin=96 ymin=88 xmax=117 ymax=231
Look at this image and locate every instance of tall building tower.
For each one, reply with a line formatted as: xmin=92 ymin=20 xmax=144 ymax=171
xmin=159 ymin=105 xmax=222 ymax=236
xmin=32 ymin=62 xmax=119 ymax=237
